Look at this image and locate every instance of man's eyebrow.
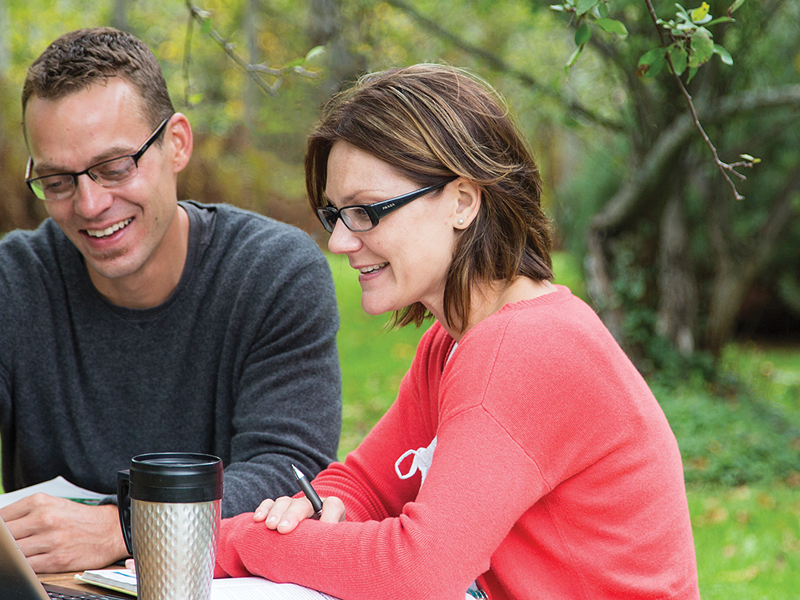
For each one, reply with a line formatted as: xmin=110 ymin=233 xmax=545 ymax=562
xmin=31 ymin=145 xmax=136 ymax=175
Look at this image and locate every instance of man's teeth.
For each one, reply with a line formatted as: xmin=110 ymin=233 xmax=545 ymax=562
xmin=86 ymin=218 xmax=133 ymax=238
xmin=360 ymin=263 xmax=388 ymax=274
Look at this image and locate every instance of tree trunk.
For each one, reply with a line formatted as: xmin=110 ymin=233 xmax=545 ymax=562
xmin=110 ymin=0 xmax=130 ymax=32
xmin=704 ymin=165 xmax=800 ymax=354
xmin=308 ymin=0 xmax=364 ymax=96
xmin=0 ymin=0 xmax=8 ymax=72
xmin=585 ymin=229 xmax=626 ymax=346
xmin=657 ymin=193 xmax=698 ymax=355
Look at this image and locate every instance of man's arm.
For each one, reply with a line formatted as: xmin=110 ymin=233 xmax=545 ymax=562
xmin=220 ymin=242 xmax=343 ymax=517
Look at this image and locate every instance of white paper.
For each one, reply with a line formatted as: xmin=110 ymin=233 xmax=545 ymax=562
xmin=0 ymin=476 xmax=107 ymax=508
xmin=76 ymin=570 xmax=340 ymax=600
xmin=212 ymin=577 xmax=341 ymax=600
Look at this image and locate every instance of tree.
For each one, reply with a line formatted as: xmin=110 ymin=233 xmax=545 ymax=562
xmin=559 ymin=0 xmax=800 ymax=359
xmin=381 ymin=0 xmax=800 ymax=363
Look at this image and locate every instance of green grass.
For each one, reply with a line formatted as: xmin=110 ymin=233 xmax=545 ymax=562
xmin=329 ymin=250 xmax=800 ymax=599
xmin=722 ymin=342 xmax=800 ymax=419
xmin=687 ymin=484 xmax=800 ymax=599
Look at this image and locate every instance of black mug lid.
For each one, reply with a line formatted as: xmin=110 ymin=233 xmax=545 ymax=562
xmin=128 ymin=452 xmax=224 ymax=503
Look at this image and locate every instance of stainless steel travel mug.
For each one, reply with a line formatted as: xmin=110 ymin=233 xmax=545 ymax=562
xmin=117 ymin=452 xmax=224 ymax=600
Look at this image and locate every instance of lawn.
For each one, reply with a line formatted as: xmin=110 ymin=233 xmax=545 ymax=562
xmin=328 ymin=251 xmax=800 ymax=600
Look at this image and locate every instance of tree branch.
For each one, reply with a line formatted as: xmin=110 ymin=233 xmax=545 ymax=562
xmin=183 ymin=1 xmax=318 ymax=100
xmin=384 ymin=0 xmax=625 ymax=132
xmin=643 ymin=0 xmax=748 ymax=200
xmin=592 ymin=84 xmax=800 ymax=232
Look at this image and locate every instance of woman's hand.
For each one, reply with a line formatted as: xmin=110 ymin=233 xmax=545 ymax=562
xmin=253 ymin=495 xmax=346 ymax=533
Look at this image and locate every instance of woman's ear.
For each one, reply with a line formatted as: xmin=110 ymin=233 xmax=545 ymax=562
xmin=451 ymin=179 xmax=482 ymax=229
xmin=166 ymin=113 xmax=193 ymax=174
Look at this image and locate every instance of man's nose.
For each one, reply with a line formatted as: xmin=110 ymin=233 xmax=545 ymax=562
xmin=72 ymin=174 xmax=114 ymax=219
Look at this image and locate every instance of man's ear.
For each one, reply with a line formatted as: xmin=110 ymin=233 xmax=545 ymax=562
xmin=167 ymin=113 xmax=193 ymax=174
xmin=451 ymin=179 xmax=482 ymax=229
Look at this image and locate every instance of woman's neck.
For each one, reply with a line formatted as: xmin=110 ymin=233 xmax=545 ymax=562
xmin=435 ymin=277 xmax=557 ymax=343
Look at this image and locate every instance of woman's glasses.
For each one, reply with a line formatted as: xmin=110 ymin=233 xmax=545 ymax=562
xmin=316 ymin=178 xmax=456 ymax=233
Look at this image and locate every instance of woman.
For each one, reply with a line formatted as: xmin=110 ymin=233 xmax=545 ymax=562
xmin=214 ymin=64 xmax=700 ymax=600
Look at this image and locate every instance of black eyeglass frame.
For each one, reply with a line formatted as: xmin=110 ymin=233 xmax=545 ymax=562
xmin=25 ymin=115 xmax=173 ymax=201
xmin=316 ymin=177 xmax=457 ymax=233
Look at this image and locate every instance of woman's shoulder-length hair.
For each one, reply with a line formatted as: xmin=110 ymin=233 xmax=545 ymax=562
xmin=306 ymin=63 xmax=553 ymax=333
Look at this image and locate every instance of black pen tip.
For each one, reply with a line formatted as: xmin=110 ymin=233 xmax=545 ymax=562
xmin=291 ymin=464 xmax=303 ymax=479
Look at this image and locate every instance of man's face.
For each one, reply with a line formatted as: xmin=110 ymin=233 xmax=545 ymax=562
xmin=24 ymin=78 xmax=188 ymax=297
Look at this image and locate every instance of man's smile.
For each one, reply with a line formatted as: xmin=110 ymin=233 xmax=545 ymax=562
xmin=84 ymin=217 xmax=133 ymax=239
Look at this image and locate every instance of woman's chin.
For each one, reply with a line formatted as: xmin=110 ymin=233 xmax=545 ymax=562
xmin=360 ymin=296 xmax=399 ymax=317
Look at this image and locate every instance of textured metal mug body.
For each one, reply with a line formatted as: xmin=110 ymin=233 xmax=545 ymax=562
xmin=118 ymin=453 xmax=224 ymax=600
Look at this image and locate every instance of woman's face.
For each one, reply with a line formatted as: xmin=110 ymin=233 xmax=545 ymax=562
xmin=324 ymin=140 xmax=459 ymax=318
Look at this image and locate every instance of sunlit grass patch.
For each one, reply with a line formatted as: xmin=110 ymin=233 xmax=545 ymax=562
xmin=688 ymin=484 xmax=800 ymax=599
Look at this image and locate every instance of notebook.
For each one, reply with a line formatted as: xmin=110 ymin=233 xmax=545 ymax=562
xmin=0 ymin=515 xmax=126 ymax=600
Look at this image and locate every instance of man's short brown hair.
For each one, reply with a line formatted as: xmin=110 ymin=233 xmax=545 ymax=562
xmin=22 ymin=27 xmax=174 ymax=128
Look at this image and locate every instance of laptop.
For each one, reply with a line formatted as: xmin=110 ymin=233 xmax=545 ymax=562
xmin=0 ymin=515 xmax=126 ymax=600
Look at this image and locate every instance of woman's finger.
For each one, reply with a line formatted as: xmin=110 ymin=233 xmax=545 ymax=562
xmin=253 ymin=498 xmax=276 ymax=522
xmin=319 ymin=496 xmax=346 ymax=524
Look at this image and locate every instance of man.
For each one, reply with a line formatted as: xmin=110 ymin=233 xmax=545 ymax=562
xmin=0 ymin=27 xmax=342 ymax=573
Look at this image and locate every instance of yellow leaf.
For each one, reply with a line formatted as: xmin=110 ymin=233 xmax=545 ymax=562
xmin=692 ymin=2 xmax=710 ymax=22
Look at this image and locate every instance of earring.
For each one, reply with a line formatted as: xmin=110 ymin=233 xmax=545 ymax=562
xmin=458 ymin=218 xmax=464 ymax=225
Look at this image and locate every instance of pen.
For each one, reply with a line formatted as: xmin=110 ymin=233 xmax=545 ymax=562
xmin=291 ymin=464 xmax=323 ymax=519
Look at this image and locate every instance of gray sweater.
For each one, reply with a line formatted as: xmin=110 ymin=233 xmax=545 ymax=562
xmin=0 ymin=201 xmax=342 ymax=517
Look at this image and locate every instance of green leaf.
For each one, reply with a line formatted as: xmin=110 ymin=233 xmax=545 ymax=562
xmin=668 ymin=44 xmax=688 ymax=75
xmin=597 ymin=2 xmax=609 ymax=18
xmin=638 ymin=48 xmax=667 ymax=77
xmin=305 ymin=45 xmax=325 ymax=63
xmin=595 ymin=18 xmax=629 ymax=38
xmin=713 ymin=43 xmax=733 ymax=65
xmin=706 ymin=16 xmax=734 ymax=26
xmin=690 ymin=27 xmax=714 ymax=67
xmin=638 ymin=47 xmax=667 ymax=66
xmin=675 ymin=3 xmax=692 ymax=22
xmin=576 ymin=0 xmax=599 ymax=16
xmin=687 ymin=65 xmax=699 ymax=82
xmin=575 ymin=23 xmax=592 ymax=46
xmin=550 ymin=4 xmax=566 ymax=12
xmin=565 ymin=45 xmax=584 ymax=73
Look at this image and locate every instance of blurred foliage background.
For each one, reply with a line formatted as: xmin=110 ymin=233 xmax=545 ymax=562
xmin=2 ymin=0 xmax=799 ymax=363
xmin=1 ymin=1 xmax=800 ymax=596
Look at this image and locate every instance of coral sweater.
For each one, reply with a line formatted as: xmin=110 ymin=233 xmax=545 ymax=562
xmin=215 ymin=287 xmax=700 ymax=600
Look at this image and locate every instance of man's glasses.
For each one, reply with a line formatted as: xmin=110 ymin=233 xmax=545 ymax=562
xmin=316 ymin=177 xmax=456 ymax=233
xmin=25 ymin=115 xmax=173 ymax=201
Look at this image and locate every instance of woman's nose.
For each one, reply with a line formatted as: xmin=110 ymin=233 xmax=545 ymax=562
xmin=327 ymin=218 xmax=362 ymax=255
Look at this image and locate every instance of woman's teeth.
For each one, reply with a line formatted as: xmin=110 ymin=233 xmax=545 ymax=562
xmin=360 ymin=262 xmax=388 ymax=274
xmin=86 ymin=218 xmax=133 ymax=239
